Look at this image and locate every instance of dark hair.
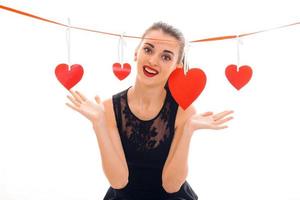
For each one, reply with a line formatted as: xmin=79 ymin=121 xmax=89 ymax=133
xmin=139 ymin=21 xmax=185 ymax=64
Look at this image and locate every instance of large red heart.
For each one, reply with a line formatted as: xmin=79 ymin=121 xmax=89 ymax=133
xmin=225 ymin=64 xmax=252 ymax=90
xmin=55 ymin=63 xmax=84 ymax=90
xmin=113 ymin=63 xmax=131 ymax=80
xmin=168 ymin=68 xmax=206 ymax=110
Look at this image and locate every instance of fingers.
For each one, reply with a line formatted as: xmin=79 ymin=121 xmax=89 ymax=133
xmin=212 ymin=110 xmax=234 ymax=121
xmin=65 ymin=102 xmax=80 ymax=112
xmin=75 ymin=90 xmax=87 ymax=101
xmin=213 ymin=116 xmax=234 ymax=125
xmin=68 ymin=90 xmax=83 ymax=103
xmin=202 ymin=111 xmax=213 ymax=116
xmin=95 ymin=95 xmax=101 ymax=104
xmin=67 ymin=95 xmax=80 ymax=107
xmin=212 ymin=110 xmax=234 ymax=129
xmin=215 ymin=125 xmax=228 ymax=130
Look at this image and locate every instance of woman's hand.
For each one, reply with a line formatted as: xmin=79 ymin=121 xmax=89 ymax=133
xmin=186 ymin=110 xmax=234 ymax=132
xmin=65 ymin=90 xmax=105 ymax=124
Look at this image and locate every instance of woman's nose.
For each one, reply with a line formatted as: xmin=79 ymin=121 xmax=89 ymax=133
xmin=148 ymin=54 xmax=159 ymax=67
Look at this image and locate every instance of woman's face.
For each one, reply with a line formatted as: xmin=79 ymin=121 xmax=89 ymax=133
xmin=134 ymin=29 xmax=182 ymax=87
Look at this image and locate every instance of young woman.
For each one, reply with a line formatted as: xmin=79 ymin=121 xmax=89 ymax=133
xmin=66 ymin=22 xmax=234 ymax=200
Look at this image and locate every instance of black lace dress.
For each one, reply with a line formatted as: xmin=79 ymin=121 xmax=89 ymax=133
xmin=103 ymin=85 xmax=198 ymax=200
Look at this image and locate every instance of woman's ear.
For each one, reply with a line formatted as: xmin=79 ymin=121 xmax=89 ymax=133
xmin=176 ymin=62 xmax=183 ymax=69
xmin=134 ymin=52 xmax=137 ymax=62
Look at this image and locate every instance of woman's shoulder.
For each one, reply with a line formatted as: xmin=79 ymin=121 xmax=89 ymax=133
xmin=102 ymin=87 xmax=130 ymax=127
xmin=112 ymin=87 xmax=130 ymax=99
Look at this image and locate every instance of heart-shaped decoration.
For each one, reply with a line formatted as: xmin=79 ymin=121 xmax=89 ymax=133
xmin=168 ymin=68 xmax=206 ymax=110
xmin=55 ymin=63 xmax=84 ymax=90
xmin=113 ymin=63 xmax=131 ymax=80
xmin=225 ymin=64 xmax=252 ymax=90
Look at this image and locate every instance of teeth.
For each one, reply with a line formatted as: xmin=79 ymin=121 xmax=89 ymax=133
xmin=144 ymin=66 xmax=158 ymax=74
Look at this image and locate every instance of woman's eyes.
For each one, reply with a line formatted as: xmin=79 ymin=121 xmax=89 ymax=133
xmin=143 ymin=47 xmax=152 ymax=54
xmin=143 ymin=47 xmax=172 ymax=61
xmin=162 ymin=55 xmax=171 ymax=61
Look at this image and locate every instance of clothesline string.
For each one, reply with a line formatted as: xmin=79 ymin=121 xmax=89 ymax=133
xmin=1 ymin=5 xmax=300 ymax=43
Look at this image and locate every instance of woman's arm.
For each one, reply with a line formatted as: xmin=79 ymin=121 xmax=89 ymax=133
xmin=92 ymin=119 xmax=129 ymax=189
xmin=66 ymin=90 xmax=129 ymax=189
xmin=162 ymin=105 xmax=196 ymax=193
xmin=162 ymin=107 xmax=234 ymax=193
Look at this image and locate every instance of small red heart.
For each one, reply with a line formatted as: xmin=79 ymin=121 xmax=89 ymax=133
xmin=55 ymin=63 xmax=84 ymax=90
xmin=113 ymin=63 xmax=131 ymax=80
xmin=168 ymin=68 xmax=206 ymax=110
xmin=225 ymin=64 xmax=252 ymax=90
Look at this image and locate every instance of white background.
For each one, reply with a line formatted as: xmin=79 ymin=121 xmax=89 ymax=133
xmin=1 ymin=0 xmax=300 ymax=200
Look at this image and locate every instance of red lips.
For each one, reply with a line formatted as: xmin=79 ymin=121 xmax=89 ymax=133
xmin=143 ymin=65 xmax=159 ymax=74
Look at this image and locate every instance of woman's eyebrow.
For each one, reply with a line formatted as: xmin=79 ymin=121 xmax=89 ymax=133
xmin=145 ymin=42 xmax=155 ymax=48
xmin=144 ymin=43 xmax=174 ymax=55
xmin=163 ymin=50 xmax=174 ymax=55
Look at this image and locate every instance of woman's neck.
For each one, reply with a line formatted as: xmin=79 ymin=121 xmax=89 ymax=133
xmin=128 ymin=82 xmax=166 ymax=110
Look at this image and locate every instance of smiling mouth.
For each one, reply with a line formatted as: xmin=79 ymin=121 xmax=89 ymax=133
xmin=143 ymin=65 xmax=159 ymax=77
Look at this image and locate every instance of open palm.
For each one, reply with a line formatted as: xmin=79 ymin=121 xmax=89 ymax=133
xmin=188 ymin=110 xmax=234 ymax=131
xmin=65 ymin=90 xmax=105 ymax=123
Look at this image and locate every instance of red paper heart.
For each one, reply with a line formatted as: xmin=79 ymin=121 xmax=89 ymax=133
xmin=113 ymin=63 xmax=131 ymax=80
xmin=55 ymin=63 xmax=84 ymax=90
xmin=225 ymin=64 xmax=252 ymax=90
xmin=168 ymin=68 xmax=206 ymax=110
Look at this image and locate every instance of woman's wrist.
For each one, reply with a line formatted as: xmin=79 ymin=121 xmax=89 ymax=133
xmin=92 ymin=117 xmax=106 ymax=128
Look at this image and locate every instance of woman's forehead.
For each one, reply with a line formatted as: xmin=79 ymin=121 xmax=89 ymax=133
xmin=142 ymin=30 xmax=180 ymax=50
xmin=143 ymin=30 xmax=178 ymax=42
